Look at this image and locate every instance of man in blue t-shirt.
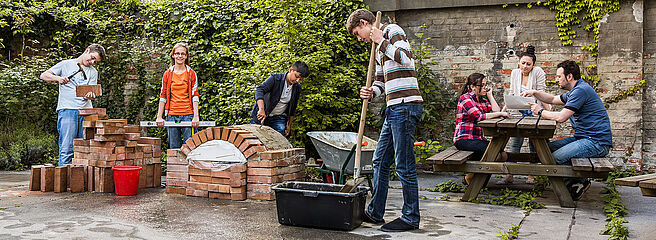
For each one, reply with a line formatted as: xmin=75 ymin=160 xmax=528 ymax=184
xmin=40 ymin=44 xmax=106 ymax=166
xmin=522 ymin=60 xmax=612 ymax=201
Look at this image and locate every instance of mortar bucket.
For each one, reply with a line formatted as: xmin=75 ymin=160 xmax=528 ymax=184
xmin=112 ymin=166 xmax=142 ymax=196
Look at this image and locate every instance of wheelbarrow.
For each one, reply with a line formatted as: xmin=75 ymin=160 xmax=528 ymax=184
xmin=307 ymin=131 xmax=376 ymax=185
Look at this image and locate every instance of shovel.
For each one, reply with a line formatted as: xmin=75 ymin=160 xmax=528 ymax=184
xmin=341 ymin=11 xmax=382 ymax=193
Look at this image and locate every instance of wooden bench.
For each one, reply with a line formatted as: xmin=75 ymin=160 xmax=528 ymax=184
xmin=614 ymin=173 xmax=656 ymax=197
xmin=429 ymin=150 xmax=614 ymax=180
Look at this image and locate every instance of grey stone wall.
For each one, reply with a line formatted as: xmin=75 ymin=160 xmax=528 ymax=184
xmin=366 ymin=0 xmax=652 ymax=170
xmin=643 ymin=0 xmax=656 ymax=170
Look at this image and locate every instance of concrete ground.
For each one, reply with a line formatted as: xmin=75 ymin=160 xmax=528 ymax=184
xmin=1 ymin=170 xmax=654 ymax=240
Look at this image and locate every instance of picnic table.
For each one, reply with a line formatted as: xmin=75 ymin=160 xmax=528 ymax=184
xmin=430 ymin=116 xmax=613 ymax=208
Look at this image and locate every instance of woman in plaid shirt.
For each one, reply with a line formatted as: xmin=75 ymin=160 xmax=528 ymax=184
xmin=453 ymin=73 xmax=509 ymax=184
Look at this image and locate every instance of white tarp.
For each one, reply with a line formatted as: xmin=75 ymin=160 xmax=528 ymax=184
xmin=186 ymin=140 xmax=247 ymax=163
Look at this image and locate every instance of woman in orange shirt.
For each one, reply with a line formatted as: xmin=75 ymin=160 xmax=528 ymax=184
xmin=155 ymin=43 xmax=200 ymax=149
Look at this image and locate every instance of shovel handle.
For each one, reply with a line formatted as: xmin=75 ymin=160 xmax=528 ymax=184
xmin=354 ymin=11 xmax=382 ymax=179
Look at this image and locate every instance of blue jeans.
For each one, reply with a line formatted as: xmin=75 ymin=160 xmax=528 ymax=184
xmin=167 ymin=114 xmax=193 ymax=149
xmin=454 ymin=139 xmax=489 ymax=161
xmin=366 ymin=102 xmax=422 ymax=227
xmin=252 ymin=115 xmax=288 ymax=136
xmin=57 ymin=109 xmax=84 ymax=166
xmin=509 ymin=110 xmax=535 ymax=153
xmin=549 ymin=137 xmax=610 ymax=186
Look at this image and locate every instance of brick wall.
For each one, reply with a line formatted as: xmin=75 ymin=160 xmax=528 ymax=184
xmin=366 ymin=0 xmax=652 ymax=170
xmin=643 ymin=0 xmax=656 ymax=170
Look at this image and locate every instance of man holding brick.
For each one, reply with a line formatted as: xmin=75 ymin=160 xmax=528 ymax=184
xmin=250 ymin=61 xmax=310 ymax=137
xmin=40 ymin=44 xmax=106 ymax=166
xmin=347 ymin=9 xmax=423 ymax=232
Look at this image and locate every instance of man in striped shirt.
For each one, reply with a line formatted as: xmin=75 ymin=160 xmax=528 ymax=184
xmin=347 ymin=9 xmax=423 ymax=232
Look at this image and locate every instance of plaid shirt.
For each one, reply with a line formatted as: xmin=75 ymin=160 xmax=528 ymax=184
xmin=453 ymin=91 xmax=492 ymax=143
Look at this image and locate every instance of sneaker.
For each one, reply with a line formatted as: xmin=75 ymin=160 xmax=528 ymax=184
xmin=362 ymin=212 xmax=385 ymax=224
xmin=569 ymin=180 xmax=591 ymax=201
xmin=380 ymin=218 xmax=418 ymax=232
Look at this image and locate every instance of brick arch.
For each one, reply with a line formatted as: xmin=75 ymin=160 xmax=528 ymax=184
xmin=169 ymin=125 xmax=306 ymax=201
xmin=180 ymin=126 xmax=267 ymax=159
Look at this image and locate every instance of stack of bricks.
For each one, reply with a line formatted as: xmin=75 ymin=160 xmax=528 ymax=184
xmin=29 ymin=108 xmax=162 ymax=194
xmin=165 ymin=149 xmax=188 ymax=195
xmin=247 ymin=148 xmax=306 ymax=200
xmin=185 ymin=161 xmax=247 ymax=200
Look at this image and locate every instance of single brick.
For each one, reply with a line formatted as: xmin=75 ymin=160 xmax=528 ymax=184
xmin=54 ymin=166 xmax=68 ymax=193
xmin=192 ymin=133 xmax=203 ymax=147
xmin=238 ymin=139 xmax=263 ymax=152
xmin=146 ymin=165 xmax=154 ymax=188
xmin=167 ymin=165 xmax=188 ymax=172
xmin=125 ymin=133 xmax=141 ymax=140
xmin=205 ymin=128 xmax=214 ymax=141
xmin=154 ymin=163 xmax=162 ymax=187
xmin=87 ymin=166 xmax=94 ymax=192
xmin=212 ymin=127 xmax=223 ymax=140
xmin=228 ymin=130 xmax=250 ymax=144
xmin=40 ymin=165 xmax=55 ymax=192
xmin=78 ymin=108 xmax=106 ymax=116
xmin=73 ymin=138 xmax=90 ymax=146
xmin=209 ymin=192 xmax=231 ymax=200
xmin=247 ymin=175 xmax=283 ymax=184
xmin=211 ymin=169 xmax=231 ymax=179
xmin=138 ymin=137 xmax=161 ymax=145
xmin=166 ymin=186 xmax=187 ymax=195
xmin=124 ymin=140 xmax=138 ymax=147
xmin=96 ymin=127 xmax=126 ymax=135
xmin=186 ymin=188 xmax=209 ymax=198
xmin=247 ymin=184 xmax=272 ymax=193
xmin=211 ymin=177 xmax=230 ymax=185
xmin=185 ymin=138 xmax=196 ymax=151
xmin=234 ymin=133 xmax=257 ymax=150
xmin=247 ymin=192 xmax=275 ymax=201
xmin=167 ymin=172 xmax=189 ymax=179
xmin=69 ymin=166 xmax=85 ymax=193
xmin=124 ymin=125 xmax=140 ymax=133
xmin=247 ymin=168 xmax=276 ymax=176
xmin=190 ymin=175 xmax=212 ymax=183
xmin=230 ymin=164 xmax=247 ymax=173
xmin=198 ymin=130 xmax=208 ymax=143
xmin=231 ymin=192 xmax=247 ymax=201
xmin=243 ymin=145 xmax=267 ymax=159
xmin=94 ymin=134 xmax=125 ymax=142
xmin=139 ymin=165 xmax=147 ymax=189
xmin=29 ymin=165 xmax=42 ymax=191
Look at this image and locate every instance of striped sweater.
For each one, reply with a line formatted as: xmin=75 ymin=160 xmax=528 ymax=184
xmin=371 ymin=24 xmax=423 ymax=106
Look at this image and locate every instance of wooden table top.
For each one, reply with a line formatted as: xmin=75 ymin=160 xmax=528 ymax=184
xmin=478 ymin=116 xmax=556 ymax=130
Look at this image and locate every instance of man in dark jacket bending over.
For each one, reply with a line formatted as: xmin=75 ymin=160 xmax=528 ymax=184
xmin=251 ymin=61 xmax=309 ymax=136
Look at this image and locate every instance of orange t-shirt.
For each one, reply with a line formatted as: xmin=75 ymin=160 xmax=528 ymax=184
xmin=168 ymin=71 xmax=193 ymax=115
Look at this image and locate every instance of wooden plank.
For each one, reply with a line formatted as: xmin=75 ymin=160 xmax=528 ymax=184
xmin=482 ymin=128 xmax=554 ymax=138
xmin=639 ymin=179 xmax=656 ymax=189
xmin=506 ymin=153 xmax=539 ymax=163
xmin=590 ymin=158 xmax=614 ymax=172
xmin=533 ymin=138 xmax=575 ymax=207
xmin=433 ymin=162 xmax=609 ymax=178
xmin=426 ymin=146 xmax=458 ymax=164
xmin=478 ymin=118 xmax=504 ymax=128
xmin=517 ymin=117 xmax=538 ymax=129
xmin=615 ymin=173 xmax=656 ymax=187
xmin=571 ymin=158 xmax=593 ymax=171
xmin=537 ymin=119 xmax=557 ymax=129
xmin=497 ymin=117 xmax=523 ymax=128
xmin=443 ymin=151 xmax=473 ymax=164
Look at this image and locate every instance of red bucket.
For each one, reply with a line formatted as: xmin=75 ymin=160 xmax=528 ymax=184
xmin=112 ymin=166 xmax=142 ymax=196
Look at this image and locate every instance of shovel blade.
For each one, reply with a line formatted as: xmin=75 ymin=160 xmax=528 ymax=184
xmin=340 ymin=177 xmax=366 ymax=193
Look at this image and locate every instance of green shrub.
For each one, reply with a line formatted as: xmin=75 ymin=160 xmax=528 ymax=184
xmin=0 ymin=120 xmax=57 ymax=170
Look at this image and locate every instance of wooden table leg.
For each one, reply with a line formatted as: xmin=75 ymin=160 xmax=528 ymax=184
xmin=462 ymin=136 xmax=509 ymax=202
xmin=533 ymin=138 xmax=575 ymax=208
